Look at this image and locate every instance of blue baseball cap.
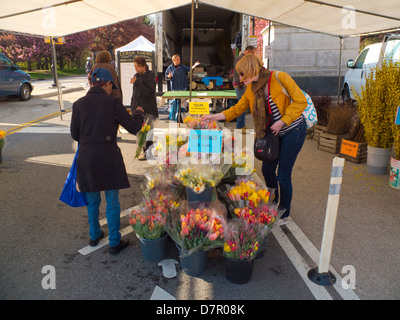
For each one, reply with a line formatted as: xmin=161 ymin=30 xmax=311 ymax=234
xmin=91 ymin=67 xmax=117 ymax=89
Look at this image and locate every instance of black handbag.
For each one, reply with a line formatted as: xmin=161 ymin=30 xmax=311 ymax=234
xmin=253 ymin=71 xmax=280 ymax=162
xmin=254 ymin=128 xmax=279 ymax=162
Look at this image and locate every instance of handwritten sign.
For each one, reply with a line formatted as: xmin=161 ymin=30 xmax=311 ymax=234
xmin=340 ymin=139 xmax=359 ymax=158
xmin=395 ymin=106 xmax=400 ymax=125
xmin=189 ymin=102 xmax=209 ymax=115
xmin=188 ymin=130 xmax=222 ymax=154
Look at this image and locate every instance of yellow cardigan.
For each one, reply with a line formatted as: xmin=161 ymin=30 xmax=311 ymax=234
xmin=223 ymin=71 xmax=307 ymax=126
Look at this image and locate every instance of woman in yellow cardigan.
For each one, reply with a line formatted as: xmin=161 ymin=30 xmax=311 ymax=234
xmin=202 ymin=54 xmax=307 ymax=226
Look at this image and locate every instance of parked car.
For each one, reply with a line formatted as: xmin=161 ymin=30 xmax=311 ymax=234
xmin=342 ymin=35 xmax=400 ymax=102
xmin=0 ymin=52 xmax=33 ymax=101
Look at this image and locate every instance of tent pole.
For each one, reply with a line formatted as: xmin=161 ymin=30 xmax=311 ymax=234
xmin=50 ymin=37 xmax=64 ymax=120
xmin=337 ymin=36 xmax=343 ymax=103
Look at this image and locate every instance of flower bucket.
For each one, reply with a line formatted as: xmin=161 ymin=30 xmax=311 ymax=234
xmin=389 ymin=157 xmax=400 ymax=189
xmin=138 ymin=233 xmax=169 ymax=263
xmin=225 ymin=257 xmax=255 ymax=284
xmin=186 ymin=186 xmax=216 ymax=202
xmin=367 ymin=146 xmax=391 ymax=175
xmin=177 ymin=245 xmax=208 ymax=276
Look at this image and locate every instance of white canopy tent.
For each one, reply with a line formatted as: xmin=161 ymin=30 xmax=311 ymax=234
xmin=115 ymin=35 xmax=155 ymax=54
xmin=1 ymin=1 xmax=399 ymax=116
xmin=1 ymin=1 xmax=399 ymax=38
xmin=115 ymin=35 xmax=156 ymax=106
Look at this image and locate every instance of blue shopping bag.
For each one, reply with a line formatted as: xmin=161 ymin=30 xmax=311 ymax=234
xmin=59 ymin=144 xmax=87 ymax=207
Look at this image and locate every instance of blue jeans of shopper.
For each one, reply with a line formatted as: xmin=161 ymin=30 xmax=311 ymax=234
xmin=86 ymin=190 xmax=121 ymax=247
xmin=261 ymin=118 xmax=307 ymax=219
xmin=234 ymin=86 xmax=247 ymax=129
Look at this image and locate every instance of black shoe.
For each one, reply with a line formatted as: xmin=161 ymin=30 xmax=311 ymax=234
xmin=89 ymin=230 xmax=104 ymax=247
xmin=109 ymin=240 xmax=129 ymax=255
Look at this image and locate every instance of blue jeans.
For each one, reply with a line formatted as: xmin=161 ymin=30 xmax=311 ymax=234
xmin=169 ymin=99 xmax=181 ymax=121
xmin=261 ymin=118 xmax=307 ymax=219
xmin=234 ymin=86 xmax=247 ymax=129
xmin=85 ymin=190 xmax=121 ymax=247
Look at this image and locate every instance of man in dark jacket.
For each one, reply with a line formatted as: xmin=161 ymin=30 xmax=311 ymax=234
xmin=71 ymin=67 xmax=144 ymax=255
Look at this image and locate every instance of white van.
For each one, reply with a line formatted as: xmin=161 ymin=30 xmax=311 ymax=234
xmin=342 ymin=35 xmax=400 ymax=101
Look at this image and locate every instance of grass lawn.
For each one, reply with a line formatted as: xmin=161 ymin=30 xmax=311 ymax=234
xmin=28 ymin=68 xmax=87 ymax=80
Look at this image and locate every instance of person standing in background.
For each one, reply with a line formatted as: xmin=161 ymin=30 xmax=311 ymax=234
xmin=165 ymin=54 xmax=200 ymax=121
xmin=88 ymin=50 xmax=122 ymax=101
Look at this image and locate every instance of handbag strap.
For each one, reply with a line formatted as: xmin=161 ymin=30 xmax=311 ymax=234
xmin=266 ymin=71 xmax=274 ymax=128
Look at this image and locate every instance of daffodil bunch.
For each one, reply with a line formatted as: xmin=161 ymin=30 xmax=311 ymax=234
xmin=0 ymin=130 xmax=6 ymax=150
xmin=174 ymin=167 xmax=224 ymax=194
xmin=223 ymin=151 xmax=255 ymax=182
xmin=183 ymin=115 xmax=218 ymax=130
xmin=135 ymin=117 xmax=153 ymax=158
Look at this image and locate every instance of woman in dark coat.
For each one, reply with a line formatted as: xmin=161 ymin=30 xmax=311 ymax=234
xmin=130 ymin=56 xmax=158 ymax=160
xmin=71 ymin=67 xmax=144 ymax=255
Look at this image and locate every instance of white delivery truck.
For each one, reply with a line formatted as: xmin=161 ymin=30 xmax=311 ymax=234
xmin=154 ymin=3 xmax=251 ymax=95
xmin=342 ymin=34 xmax=400 ymax=101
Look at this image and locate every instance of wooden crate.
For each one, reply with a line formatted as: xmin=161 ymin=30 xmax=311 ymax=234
xmin=318 ymin=132 xmax=348 ymax=154
xmin=339 ymin=140 xmax=368 ymax=163
xmin=313 ymin=124 xmax=327 ymax=141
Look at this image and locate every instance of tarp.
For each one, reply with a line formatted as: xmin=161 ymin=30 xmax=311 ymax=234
xmin=115 ymin=35 xmax=155 ymax=53
xmin=1 ymin=1 xmax=399 ymax=38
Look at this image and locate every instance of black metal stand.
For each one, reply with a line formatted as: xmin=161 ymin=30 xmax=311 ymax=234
xmin=308 ymin=267 xmax=336 ymax=286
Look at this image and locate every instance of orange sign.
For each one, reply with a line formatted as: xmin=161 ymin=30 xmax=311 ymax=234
xmin=340 ymin=139 xmax=359 ymax=158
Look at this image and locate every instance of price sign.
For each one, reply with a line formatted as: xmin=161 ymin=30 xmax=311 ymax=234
xmin=340 ymin=139 xmax=359 ymax=158
xmin=189 ymin=101 xmax=209 ymax=115
xmin=188 ymin=130 xmax=222 ymax=154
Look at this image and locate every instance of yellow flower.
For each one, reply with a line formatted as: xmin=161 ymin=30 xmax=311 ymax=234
xmin=223 ymin=243 xmax=231 ymax=253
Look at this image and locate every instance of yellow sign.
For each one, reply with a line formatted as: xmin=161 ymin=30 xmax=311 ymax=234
xmin=340 ymin=139 xmax=359 ymax=158
xmin=44 ymin=37 xmax=64 ymax=44
xmin=189 ymin=102 xmax=209 ymax=115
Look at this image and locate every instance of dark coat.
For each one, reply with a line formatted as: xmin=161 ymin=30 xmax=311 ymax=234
xmin=130 ymin=70 xmax=158 ymax=118
xmin=71 ymin=87 xmax=144 ymax=192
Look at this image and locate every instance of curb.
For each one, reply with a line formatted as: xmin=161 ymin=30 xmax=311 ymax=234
xmin=31 ymin=86 xmax=86 ymax=99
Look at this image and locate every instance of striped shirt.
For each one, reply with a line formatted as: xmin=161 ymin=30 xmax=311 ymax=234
xmin=268 ymin=94 xmax=303 ymax=136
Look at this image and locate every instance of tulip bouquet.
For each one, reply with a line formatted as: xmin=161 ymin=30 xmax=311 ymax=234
xmin=183 ymin=115 xmax=218 ymax=130
xmin=222 ymin=218 xmax=265 ymax=261
xmin=127 ymin=192 xmax=180 ymax=240
xmin=142 ymin=166 xmax=182 ymax=201
xmin=233 ymin=203 xmax=280 ymax=230
xmin=166 ymin=201 xmax=226 ymax=256
xmin=226 ymin=180 xmax=271 ymax=209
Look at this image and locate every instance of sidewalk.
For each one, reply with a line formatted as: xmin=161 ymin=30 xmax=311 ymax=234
xmin=31 ymin=75 xmax=88 ymax=99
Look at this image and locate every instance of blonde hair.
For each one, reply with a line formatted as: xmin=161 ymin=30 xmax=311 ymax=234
xmin=95 ymin=50 xmax=112 ymax=63
xmin=235 ymin=54 xmax=264 ymax=81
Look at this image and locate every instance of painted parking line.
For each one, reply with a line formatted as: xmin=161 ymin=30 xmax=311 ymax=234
xmin=5 ymin=109 xmax=71 ymax=135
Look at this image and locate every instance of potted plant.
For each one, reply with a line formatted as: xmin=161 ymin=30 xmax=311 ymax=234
xmin=310 ymin=94 xmax=332 ymax=141
xmin=318 ymin=103 xmax=355 ymax=154
xmin=388 ymin=68 xmax=400 ymax=188
xmin=354 ymin=61 xmax=396 ymax=174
